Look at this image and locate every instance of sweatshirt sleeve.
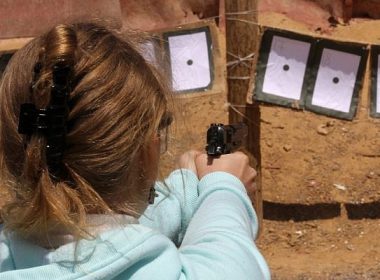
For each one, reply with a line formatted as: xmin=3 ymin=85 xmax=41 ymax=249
xmin=138 ymin=169 xmax=199 ymax=245
xmin=178 ymin=172 xmax=271 ymax=280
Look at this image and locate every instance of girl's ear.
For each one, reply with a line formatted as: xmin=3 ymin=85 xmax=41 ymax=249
xmin=139 ymin=135 xmax=161 ymax=184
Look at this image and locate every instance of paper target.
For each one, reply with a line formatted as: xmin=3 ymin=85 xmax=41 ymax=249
xmin=164 ymin=27 xmax=213 ymax=92
xmin=370 ymin=46 xmax=380 ymax=118
xmin=263 ymin=36 xmax=311 ymax=100
xmin=306 ymin=40 xmax=368 ymax=120
xmin=254 ymin=29 xmax=314 ymax=108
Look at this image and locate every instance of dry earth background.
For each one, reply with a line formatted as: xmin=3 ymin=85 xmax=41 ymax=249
xmin=255 ymin=2 xmax=380 ymax=278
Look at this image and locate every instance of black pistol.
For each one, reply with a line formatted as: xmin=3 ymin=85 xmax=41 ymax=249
xmin=206 ymin=123 xmax=248 ymax=156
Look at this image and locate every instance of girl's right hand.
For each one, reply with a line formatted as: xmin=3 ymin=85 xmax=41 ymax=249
xmin=195 ymin=152 xmax=257 ymax=191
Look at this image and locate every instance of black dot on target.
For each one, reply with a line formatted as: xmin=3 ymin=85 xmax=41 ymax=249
xmin=283 ymin=64 xmax=290 ymax=71
xmin=187 ymin=59 xmax=193 ymax=66
xmin=333 ymin=77 xmax=339 ymax=84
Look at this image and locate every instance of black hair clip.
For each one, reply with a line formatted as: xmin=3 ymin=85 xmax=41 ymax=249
xmin=18 ymin=59 xmax=72 ymax=179
xmin=18 ymin=104 xmax=48 ymax=135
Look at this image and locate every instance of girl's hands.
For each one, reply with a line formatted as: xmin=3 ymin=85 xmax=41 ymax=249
xmin=195 ymin=151 xmax=257 ymax=191
xmin=178 ymin=150 xmax=257 ymax=192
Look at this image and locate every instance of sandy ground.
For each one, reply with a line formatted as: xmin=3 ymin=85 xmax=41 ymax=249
xmin=258 ymin=218 xmax=380 ymax=279
xmin=253 ymin=11 xmax=380 ymax=279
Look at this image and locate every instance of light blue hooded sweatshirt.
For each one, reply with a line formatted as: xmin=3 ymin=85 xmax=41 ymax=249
xmin=0 ymin=170 xmax=270 ymax=279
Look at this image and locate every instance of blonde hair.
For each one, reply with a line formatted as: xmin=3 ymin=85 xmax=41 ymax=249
xmin=0 ymin=22 xmax=172 ymax=239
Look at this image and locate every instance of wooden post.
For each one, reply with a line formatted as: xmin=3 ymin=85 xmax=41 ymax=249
xmin=225 ymin=0 xmax=262 ymax=232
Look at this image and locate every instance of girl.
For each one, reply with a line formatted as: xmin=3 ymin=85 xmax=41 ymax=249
xmin=0 ymin=22 xmax=270 ymax=279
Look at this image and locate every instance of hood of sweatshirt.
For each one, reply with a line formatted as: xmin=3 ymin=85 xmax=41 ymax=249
xmin=0 ymin=215 xmax=181 ymax=280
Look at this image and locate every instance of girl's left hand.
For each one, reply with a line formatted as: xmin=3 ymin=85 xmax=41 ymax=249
xmin=177 ymin=150 xmax=202 ymax=175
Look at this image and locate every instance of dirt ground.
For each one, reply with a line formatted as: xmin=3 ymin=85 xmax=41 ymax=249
xmin=258 ymin=218 xmax=380 ymax=279
xmin=252 ymin=12 xmax=380 ymax=279
xmin=258 ymin=14 xmax=380 ymax=205
xmin=261 ymin=106 xmax=380 ymax=205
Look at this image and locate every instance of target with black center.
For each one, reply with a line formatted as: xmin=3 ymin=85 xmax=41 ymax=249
xmin=253 ymin=29 xmax=315 ymax=108
xmin=305 ymin=39 xmax=368 ymax=120
xmin=164 ymin=26 xmax=213 ymax=93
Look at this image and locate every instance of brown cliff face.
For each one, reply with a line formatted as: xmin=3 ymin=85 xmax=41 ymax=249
xmin=259 ymin=0 xmax=380 ymax=29
xmin=0 ymin=0 xmax=220 ymax=39
xmin=119 ymin=0 xmax=219 ymax=31
xmin=0 ymin=0 xmax=122 ymax=39
xmin=353 ymin=0 xmax=380 ymax=19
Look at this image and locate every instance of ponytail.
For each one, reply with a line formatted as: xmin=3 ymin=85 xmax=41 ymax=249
xmin=0 ymin=22 xmax=171 ymax=241
xmin=1 ymin=24 xmax=111 ymax=240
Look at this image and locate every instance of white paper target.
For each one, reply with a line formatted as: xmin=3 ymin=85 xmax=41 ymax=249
xmin=168 ymin=31 xmax=211 ymax=91
xmin=262 ymin=35 xmax=311 ymax=100
xmin=311 ymin=48 xmax=361 ymax=113
xmin=376 ymin=54 xmax=380 ymax=114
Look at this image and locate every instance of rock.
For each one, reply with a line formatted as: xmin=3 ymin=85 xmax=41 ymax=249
xmin=333 ymin=183 xmax=347 ymax=191
xmin=367 ymin=171 xmax=376 ymax=179
xmin=305 ymin=222 xmax=317 ymax=228
xmin=283 ymin=144 xmax=292 ymax=152
xmin=308 ymin=180 xmax=317 ymax=187
xmin=317 ymin=124 xmax=329 ymax=135
xmin=331 ymin=162 xmax=340 ymax=171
